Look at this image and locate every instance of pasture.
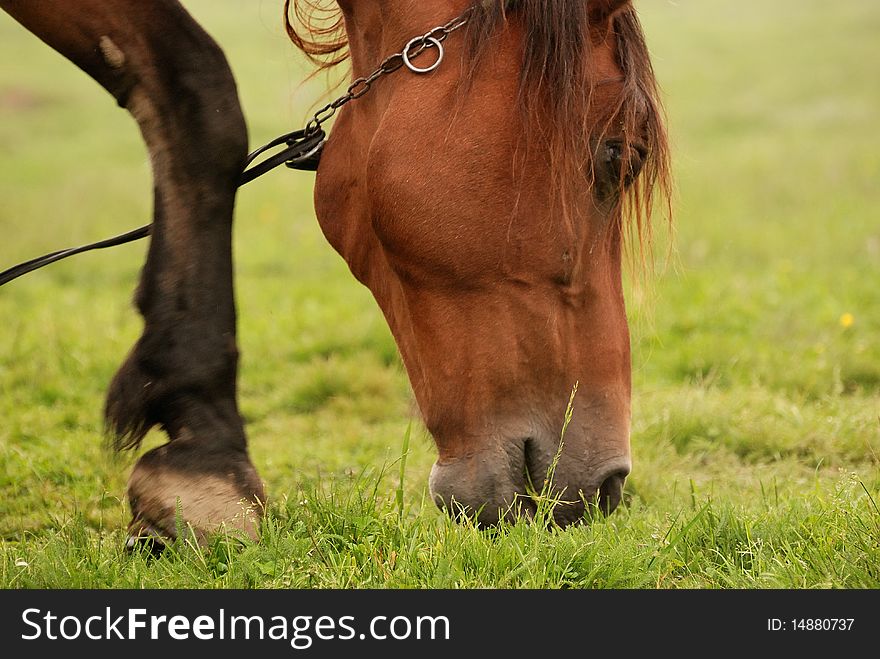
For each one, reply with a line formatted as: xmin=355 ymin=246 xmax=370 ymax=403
xmin=1 ymin=0 xmax=878 ymax=588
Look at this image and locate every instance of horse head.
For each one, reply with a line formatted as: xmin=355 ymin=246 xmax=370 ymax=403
xmin=293 ymin=0 xmax=671 ymax=526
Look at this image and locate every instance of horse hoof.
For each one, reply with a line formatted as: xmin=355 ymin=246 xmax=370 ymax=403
xmin=125 ymin=523 xmax=168 ymax=558
xmin=125 ymin=443 xmax=266 ymax=547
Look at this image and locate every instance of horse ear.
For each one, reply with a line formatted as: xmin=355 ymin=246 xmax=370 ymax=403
xmin=588 ymin=0 xmax=631 ymax=24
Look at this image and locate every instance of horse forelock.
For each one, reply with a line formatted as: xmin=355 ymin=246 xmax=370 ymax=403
xmin=284 ymin=0 xmax=672 ymax=271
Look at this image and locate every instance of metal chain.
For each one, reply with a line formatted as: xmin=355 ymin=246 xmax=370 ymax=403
xmin=304 ymin=8 xmax=473 ymax=135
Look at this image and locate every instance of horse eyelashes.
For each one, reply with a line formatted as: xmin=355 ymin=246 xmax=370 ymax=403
xmin=591 ymin=138 xmax=644 ymax=201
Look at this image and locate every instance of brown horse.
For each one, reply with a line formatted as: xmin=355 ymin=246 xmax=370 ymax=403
xmin=0 ymin=0 xmax=670 ymax=544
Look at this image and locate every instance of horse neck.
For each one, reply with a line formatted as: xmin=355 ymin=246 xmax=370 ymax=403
xmin=339 ymin=0 xmax=472 ymax=77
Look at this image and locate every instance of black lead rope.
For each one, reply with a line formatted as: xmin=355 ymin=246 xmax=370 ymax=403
xmin=239 ymin=127 xmax=325 ymax=184
xmin=0 ymin=127 xmax=326 ymax=288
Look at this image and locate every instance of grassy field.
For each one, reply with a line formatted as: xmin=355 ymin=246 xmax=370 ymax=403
xmin=0 ymin=0 xmax=878 ymax=588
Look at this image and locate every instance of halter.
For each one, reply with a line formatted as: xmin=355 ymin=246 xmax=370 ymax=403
xmin=0 ymin=7 xmax=475 ymax=287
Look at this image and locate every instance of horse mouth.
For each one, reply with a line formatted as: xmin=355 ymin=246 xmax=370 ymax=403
xmin=522 ymin=437 xmax=629 ymax=524
xmin=429 ymin=436 xmax=630 ymax=529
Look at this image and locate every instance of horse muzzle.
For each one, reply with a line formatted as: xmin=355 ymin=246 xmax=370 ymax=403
xmin=428 ymin=430 xmax=631 ymax=528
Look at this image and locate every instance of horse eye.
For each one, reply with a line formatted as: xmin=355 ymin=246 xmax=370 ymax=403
xmin=600 ymin=138 xmax=647 ymax=191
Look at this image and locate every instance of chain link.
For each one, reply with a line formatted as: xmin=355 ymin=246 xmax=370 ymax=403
xmin=304 ymin=8 xmax=473 ymax=135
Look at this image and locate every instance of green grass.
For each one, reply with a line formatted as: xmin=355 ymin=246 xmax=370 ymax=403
xmin=1 ymin=0 xmax=878 ymax=588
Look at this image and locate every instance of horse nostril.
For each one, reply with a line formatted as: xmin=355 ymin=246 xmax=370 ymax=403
xmin=596 ymin=468 xmax=628 ymax=516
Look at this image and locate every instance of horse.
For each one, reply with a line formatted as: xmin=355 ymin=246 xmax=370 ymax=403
xmin=0 ymin=0 xmax=670 ymax=547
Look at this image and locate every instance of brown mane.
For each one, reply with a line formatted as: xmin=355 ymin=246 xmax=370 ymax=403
xmin=283 ymin=0 xmax=672 ymax=268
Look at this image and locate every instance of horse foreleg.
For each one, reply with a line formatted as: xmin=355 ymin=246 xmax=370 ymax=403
xmin=0 ymin=0 xmax=265 ymax=545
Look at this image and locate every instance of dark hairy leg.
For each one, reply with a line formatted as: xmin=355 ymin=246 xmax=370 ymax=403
xmin=1 ymin=0 xmax=265 ymax=544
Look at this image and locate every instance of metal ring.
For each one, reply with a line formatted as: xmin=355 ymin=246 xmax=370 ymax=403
xmin=402 ymin=36 xmax=444 ymax=74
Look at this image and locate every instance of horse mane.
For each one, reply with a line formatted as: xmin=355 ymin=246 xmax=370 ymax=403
xmin=283 ymin=0 xmax=672 ymax=269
